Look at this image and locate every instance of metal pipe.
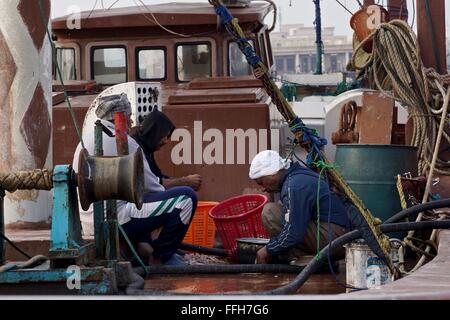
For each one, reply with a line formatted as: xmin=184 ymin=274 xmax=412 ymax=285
xmin=94 ymin=121 xmax=105 ymax=258
xmin=135 ymin=264 xmax=304 ymax=275
xmin=105 ymin=111 xmax=130 ymax=261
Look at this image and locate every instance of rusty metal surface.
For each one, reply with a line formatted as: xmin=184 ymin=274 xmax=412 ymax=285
xmin=52 ymin=95 xmax=97 ymax=165
xmin=157 ymin=102 xmax=271 ymax=202
xmin=19 ymin=84 xmax=52 ymax=169
xmin=52 ymin=2 xmax=271 ymax=30
xmin=52 ymin=92 xmax=65 ymax=106
xmin=188 ymin=76 xmax=263 ymax=90
xmin=52 ymin=80 xmax=99 ymax=93
xmin=168 ymin=88 xmax=265 ymax=105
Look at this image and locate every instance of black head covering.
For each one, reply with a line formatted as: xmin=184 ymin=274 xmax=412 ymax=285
xmin=131 ymin=110 xmax=175 ymax=179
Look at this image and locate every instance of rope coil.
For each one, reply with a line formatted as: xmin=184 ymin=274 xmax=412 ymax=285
xmin=350 ymin=20 xmax=450 ymax=176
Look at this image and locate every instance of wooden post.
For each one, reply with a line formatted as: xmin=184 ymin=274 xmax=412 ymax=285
xmin=387 ymin=0 xmax=408 ymax=20
xmin=416 ymin=0 xmax=447 ymax=74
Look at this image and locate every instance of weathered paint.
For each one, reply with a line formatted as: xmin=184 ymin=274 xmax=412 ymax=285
xmin=0 ymin=0 xmax=53 ymax=225
xmin=345 ymin=239 xmax=401 ymax=291
xmin=50 ymin=165 xmax=83 ymax=252
xmin=0 ymin=266 xmax=104 ymax=284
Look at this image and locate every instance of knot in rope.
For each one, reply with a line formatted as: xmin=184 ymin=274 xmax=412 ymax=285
xmin=290 ymin=117 xmax=328 ymax=166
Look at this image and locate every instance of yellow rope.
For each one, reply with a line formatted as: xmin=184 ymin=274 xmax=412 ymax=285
xmin=396 ymin=175 xmax=408 ymax=211
xmin=210 ymin=0 xmax=398 ymax=278
xmin=350 ymin=20 xmax=450 ymax=176
xmin=0 ymin=170 xmax=53 ymax=192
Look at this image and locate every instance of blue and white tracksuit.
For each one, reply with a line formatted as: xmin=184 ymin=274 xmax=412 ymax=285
xmin=73 ymin=119 xmax=197 ymax=262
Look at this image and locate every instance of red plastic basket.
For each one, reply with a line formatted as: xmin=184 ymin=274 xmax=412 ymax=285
xmin=208 ymin=194 xmax=269 ymax=261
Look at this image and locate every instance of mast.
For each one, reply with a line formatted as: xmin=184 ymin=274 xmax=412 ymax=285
xmin=313 ymin=0 xmax=323 ymax=75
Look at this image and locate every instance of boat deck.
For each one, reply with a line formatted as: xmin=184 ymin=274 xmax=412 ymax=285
xmin=3 ymin=229 xmax=450 ymax=298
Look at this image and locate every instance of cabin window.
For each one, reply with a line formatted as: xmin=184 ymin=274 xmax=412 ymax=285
xmin=56 ymin=48 xmax=76 ymax=81
xmin=92 ymin=47 xmax=127 ymax=85
xmin=228 ymin=40 xmax=254 ymax=77
xmin=137 ymin=48 xmax=166 ymax=80
xmin=176 ymin=43 xmax=212 ymax=82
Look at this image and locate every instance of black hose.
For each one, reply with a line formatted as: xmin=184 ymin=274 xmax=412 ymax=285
xmin=263 ymin=219 xmax=450 ymax=295
xmin=179 ymin=243 xmax=228 ymax=257
xmin=126 ymin=220 xmax=450 ymax=296
xmin=135 ymin=263 xmax=304 ymax=275
xmin=385 ymin=198 xmax=450 ymax=224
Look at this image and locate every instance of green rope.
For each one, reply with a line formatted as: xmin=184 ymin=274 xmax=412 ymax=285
xmin=38 ymin=0 xmax=85 ymax=149
xmin=118 ymin=224 xmax=150 ymax=277
xmin=314 ymin=161 xmax=337 ymax=261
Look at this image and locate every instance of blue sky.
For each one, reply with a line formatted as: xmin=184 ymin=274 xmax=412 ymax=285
xmin=51 ymin=0 xmax=450 ymax=38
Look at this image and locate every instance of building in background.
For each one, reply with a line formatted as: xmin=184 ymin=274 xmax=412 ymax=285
xmin=270 ymin=24 xmax=353 ymax=77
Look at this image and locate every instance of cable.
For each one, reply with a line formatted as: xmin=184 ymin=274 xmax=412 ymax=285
xmin=133 ymin=0 xmax=218 ymax=38
xmin=258 ymin=0 xmax=277 ymax=32
xmin=335 ymin=0 xmax=354 ymax=15
xmin=0 ymin=232 xmax=32 ymax=260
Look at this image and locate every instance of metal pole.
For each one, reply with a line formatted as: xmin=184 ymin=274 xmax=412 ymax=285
xmin=94 ymin=121 xmax=106 ymax=259
xmin=313 ymin=0 xmax=323 ymax=75
xmin=105 ymin=112 xmax=130 ymax=261
xmin=0 ymin=190 xmax=5 ymax=265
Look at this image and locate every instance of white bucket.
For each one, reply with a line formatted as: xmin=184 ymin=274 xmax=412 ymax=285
xmin=344 ymin=239 xmax=402 ymax=292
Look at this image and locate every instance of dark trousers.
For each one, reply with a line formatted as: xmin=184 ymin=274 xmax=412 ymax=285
xmin=121 ymin=186 xmax=197 ymax=263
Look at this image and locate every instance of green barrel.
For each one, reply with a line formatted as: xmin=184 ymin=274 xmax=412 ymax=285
xmin=335 ymin=145 xmax=418 ymax=233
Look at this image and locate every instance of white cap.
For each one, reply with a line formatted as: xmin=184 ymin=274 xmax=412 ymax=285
xmin=249 ymin=150 xmax=291 ymax=180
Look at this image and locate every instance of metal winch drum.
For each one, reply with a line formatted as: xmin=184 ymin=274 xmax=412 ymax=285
xmin=77 ymin=148 xmax=145 ymax=211
xmin=345 ymin=238 xmax=403 ymax=291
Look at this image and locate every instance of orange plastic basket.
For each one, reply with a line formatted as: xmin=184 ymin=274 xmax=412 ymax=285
xmin=183 ymin=201 xmax=219 ymax=247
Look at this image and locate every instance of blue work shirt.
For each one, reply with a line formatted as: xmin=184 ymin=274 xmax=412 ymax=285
xmin=266 ymin=162 xmax=351 ymax=256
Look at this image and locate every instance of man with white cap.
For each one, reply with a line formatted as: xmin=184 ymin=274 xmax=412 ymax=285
xmin=249 ymin=150 xmax=351 ymax=265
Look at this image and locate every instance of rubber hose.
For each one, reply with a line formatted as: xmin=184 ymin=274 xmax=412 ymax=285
xmin=179 ymin=243 xmax=228 ymax=257
xmin=264 ymin=219 xmax=450 ymax=295
xmin=126 ymin=220 xmax=450 ymax=296
xmin=135 ymin=263 xmax=304 ymax=275
xmin=385 ymin=198 xmax=450 ymax=224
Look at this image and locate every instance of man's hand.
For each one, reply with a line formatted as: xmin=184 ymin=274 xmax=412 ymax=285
xmin=256 ymin=246 xmax=270 ymax=264
xmin=184 ymin=174 xmax=202 ymax=191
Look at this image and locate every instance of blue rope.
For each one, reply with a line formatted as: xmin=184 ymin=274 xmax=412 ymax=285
xmin=236 ymin=38 xmax=262 ymax=66
xmin=215 ymin=5 xmax=233 ymax=24
xmin=217 ymin=5 xmax=262 ymax=66
xmin=290 ymin=117 xmax=327 ymax=166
